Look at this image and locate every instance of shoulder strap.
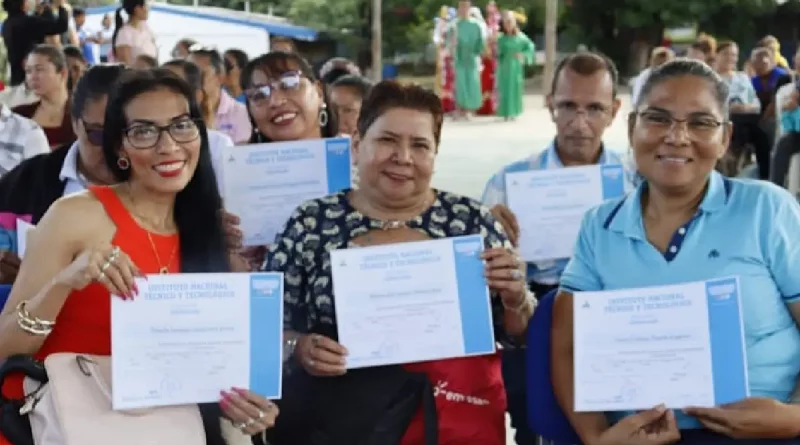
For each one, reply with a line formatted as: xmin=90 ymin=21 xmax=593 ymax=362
xmin=88 ymin=186 xmax=138 ymax=232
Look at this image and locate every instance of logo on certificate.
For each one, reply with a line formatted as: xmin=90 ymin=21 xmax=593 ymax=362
xmin=326 ymin=140 xmax=350 ymax=156
xmin=250 ymin=277 xmax=279 ymax=299
xmin=339 ymin=259 xmax=347 ymax=267
xmin=581 ymin=301 xmax=590 ymax=309
xmin=228 ymin=155 xmax=236 ymax=163
xmin=707 ymin=283 xmax=734 ymax=300
xmin=602 ymin=166 xmax=623 ymax=181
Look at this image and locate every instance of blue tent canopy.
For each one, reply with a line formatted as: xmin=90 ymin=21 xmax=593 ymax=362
xmin=85 ymin=3 xmax=319 ymax=41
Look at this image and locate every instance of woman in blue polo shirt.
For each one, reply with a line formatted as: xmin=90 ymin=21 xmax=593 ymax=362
xmin=551 ymin=58 xmax=800 ymax=445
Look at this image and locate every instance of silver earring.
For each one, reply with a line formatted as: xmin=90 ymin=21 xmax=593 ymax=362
xmin=319 ymin=105 xmax=329 ymax=127
xmin=116 ymin=157 xmax=130 ymax=170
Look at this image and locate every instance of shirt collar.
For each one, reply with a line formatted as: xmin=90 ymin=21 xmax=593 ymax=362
xmin=59 ymin=142 xmax=84 ymax=184
xmin=533 ymin=140 xmax=615 ymax=169
xmin=607 ymin=170 xmax=730 ymax=240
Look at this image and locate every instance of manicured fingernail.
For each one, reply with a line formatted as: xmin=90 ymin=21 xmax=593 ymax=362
xmin=133 ymin=283 xmax=139 ymax=294
xmin=220 ymin=398 xmax=229 ymax=409
xmin=232 ymin=387 xmax=247 ymax=395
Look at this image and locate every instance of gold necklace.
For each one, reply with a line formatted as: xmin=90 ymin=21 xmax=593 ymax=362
xmin=146 ymin=231 xmax=178 ymax=274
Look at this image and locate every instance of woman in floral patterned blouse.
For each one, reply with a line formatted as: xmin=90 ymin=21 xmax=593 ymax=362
xmin=264 ymin=81 xmax=534 ymax=444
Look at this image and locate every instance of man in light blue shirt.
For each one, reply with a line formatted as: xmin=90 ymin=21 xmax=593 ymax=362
xmin=481 ymin=51 xmax=635 ymax=445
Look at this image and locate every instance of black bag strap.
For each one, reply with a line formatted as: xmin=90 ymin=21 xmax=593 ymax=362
xmin=0 ymin=355 xmax=47 ymax=403
xmin=419 ymin=376 xmax=438 ymax=445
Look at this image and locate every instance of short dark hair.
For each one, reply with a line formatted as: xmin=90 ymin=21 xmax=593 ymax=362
xmin=357 ymin=81 xmax=444 ymax=147
xmin=331 ymin=75 xmax=373 ymax=99
xmin=551 ymin=51 xmax=619 ymax=98
xmin=190 ymin=48 xmax=223 ymax=75
xmin=634 ymin=58 xmax=729 ymax=114
xmin=162 ymin=59 xmax=203 ymax=93
xmin=223 ymin=49 xmax=248 ymax=73
xmin=73 ymin=7 xmax=85 ymax=17
xmin=62 ymin=45 xmax=85 ymax=62
xmin=1 ymin=0 xmax=24 ymax=14
xmin=71 ymin=64 xmax=127 ymax=118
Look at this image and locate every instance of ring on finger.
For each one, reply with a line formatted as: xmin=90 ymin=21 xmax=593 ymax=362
xmin=510 ymin=269 xmax=523 ymax=280
xmin=97 ymin=271 xmax=107 ymax=282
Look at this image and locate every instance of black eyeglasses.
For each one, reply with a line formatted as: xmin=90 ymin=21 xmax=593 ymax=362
xmin=245 ymin=71 xmax=302 ymax=105
xmin=123 ymin=118 xmax=201 ymax=149
xmin=80 ymin=119 xmax=103 ymax=146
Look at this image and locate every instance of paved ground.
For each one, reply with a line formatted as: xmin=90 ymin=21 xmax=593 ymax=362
xmin=431 ymin=93 xmax=632 ymax=444
xmin=434 ymin=93 xmax=633 ymax=199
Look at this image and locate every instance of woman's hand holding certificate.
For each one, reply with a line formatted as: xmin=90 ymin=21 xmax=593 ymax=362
xmin=591 ymin=405 xmax=680 ymax=445
xmin=685 ymin=397 xmax=800 ymax=440
xmin=481 ymin=247 xmax=528 ymax=308
xmin=295 ymin=333 xmax=349 ymax=377
xmin=220 ymin=387 xmax=280 ymax=435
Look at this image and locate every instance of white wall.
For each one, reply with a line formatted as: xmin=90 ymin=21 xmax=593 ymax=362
xmin=84 ymin=9 xmax=269 ymax=64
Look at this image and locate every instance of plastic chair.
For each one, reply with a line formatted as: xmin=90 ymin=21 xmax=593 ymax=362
xmin=526 ymin=289 xmax=583 ymax=444
xmin=0 ymin=284 xmax=11 ymax=311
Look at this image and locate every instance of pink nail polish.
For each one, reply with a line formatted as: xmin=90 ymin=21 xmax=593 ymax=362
xmin=220 ymin=399 xmax=229 ymax=409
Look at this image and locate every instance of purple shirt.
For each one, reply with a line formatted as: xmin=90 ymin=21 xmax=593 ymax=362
xmin=215 ymin=90 xmax=252 ymax=144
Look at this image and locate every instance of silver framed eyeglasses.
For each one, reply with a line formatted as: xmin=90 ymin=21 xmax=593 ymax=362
xmin=245 ymin=71 xmax=303 ymax=105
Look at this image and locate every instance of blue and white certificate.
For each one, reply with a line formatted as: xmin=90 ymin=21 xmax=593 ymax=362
xmin=222 ymin=137 xmax=351 ymax=246
xmin=573 ymin=277 xmax=749 ymax=412
xmin=331 ymin=235 xmax=496 ymax=368
xmin=110 ymin=273 xmax=284 ymax=410
xmin=505 ymin=164 xmax=625 ymax=262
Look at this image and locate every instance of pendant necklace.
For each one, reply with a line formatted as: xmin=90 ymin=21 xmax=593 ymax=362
xmin=146 ymin=231 xmax=178 ymax=274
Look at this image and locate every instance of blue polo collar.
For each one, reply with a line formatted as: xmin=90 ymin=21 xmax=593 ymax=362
xmin=605 ymin=171 xmax=731 ymax=241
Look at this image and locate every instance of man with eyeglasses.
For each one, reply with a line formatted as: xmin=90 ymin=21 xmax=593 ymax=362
xmin=481 ymin=51 xmax=637 ymax=445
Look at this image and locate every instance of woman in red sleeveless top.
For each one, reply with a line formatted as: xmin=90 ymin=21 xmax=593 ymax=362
xmin=0 ymin=69 xmax=276 ymax=445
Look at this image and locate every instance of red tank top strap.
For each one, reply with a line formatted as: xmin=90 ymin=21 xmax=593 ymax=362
xmin=88 ymin=185 xmax=139 ymax=232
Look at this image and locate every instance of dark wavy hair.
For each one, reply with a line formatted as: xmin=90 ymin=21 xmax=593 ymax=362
xmin=101 ymin=68 xmax=229 ymax=444
xmin=240 ymin=51 xmax=338 ymax=143
xmin=71 ymin=64 xmax=127 ymax=118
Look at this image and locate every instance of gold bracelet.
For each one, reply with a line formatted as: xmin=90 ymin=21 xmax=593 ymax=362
xmin=15 ymin=301 xmax=56 ymax=334
xmin=17 ymin=316 xmax=52 ymax=336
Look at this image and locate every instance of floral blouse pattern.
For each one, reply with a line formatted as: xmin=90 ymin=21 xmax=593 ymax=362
xmin=263 ymin=189 xmax=514 ymax=342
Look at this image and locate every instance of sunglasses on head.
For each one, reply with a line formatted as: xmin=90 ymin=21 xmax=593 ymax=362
xmin=245 ymin=71 xmax=302 ymax=103
xmin=81 ymin=119 xmax=103 ymax=146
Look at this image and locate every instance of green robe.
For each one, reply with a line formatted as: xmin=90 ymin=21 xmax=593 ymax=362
xmin=454 ymin=18 xmax=484 ymax=111
xmin=496 ymin=33 xmax=535 ymax=118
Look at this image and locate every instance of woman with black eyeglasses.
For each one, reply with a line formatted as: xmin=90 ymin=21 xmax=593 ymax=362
xmin=0 ymin=68 xmax=276 ymax=445
xmin=0 ymin=65 xmax=126 ymax=286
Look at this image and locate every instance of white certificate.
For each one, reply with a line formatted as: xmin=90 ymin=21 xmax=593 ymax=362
xmin=505 ymin=164 xmax=625 ymax=262
xmin=16 ymin=219 xmax=34 ymax=259
xmin=222 ymin=137 xmax=351 ymax=247
xmin=331 ymin=235 xmax=496 ymax=368
xmin=573 ymin=277 xmax=749 ymax=412
xmin=110 ymin=273 xmax=284 ymax=410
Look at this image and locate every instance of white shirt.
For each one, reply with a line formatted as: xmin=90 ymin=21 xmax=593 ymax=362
xmin=0 ymin=105 xmax=49 ymax=177
xmin=208 ymin=129 xmax=234 ymax=192
xmin=59 ymin=142 xmax=89 ymax=196
xmin=59 ymin=130 xmax=233 ymax=197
